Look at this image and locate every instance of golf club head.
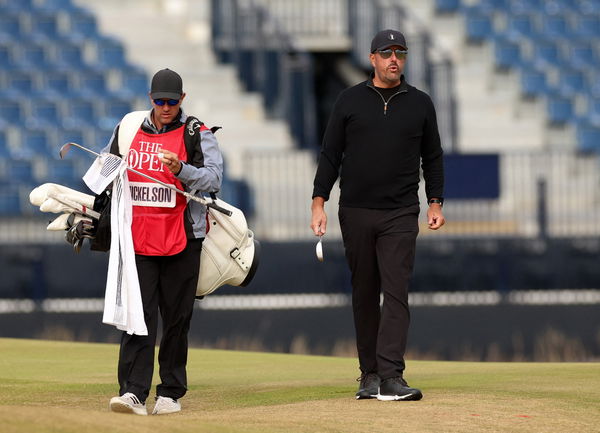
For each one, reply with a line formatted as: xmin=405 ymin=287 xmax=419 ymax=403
xmin=59 ymin=142 xmax=74 ymax=159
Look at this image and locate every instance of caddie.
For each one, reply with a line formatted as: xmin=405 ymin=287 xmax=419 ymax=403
xmin=104 ymin=68 xmax=223 ymax=416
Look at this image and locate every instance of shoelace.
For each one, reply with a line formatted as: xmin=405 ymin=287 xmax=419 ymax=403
xmin=388 ymin=376 xmax=409 ymax=387
xmin=356 ymin=372 xmax=379 ymax=385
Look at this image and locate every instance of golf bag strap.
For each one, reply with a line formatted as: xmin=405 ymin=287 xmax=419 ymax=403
xmin=230 ymin=246 xmax=251 ymax=271
xmin=117 ymin=110 xmax=150 ymax=156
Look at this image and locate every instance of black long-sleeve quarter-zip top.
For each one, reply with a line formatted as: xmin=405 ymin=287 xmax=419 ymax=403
xmin=312 ymin=74 xmax=444 ymax=209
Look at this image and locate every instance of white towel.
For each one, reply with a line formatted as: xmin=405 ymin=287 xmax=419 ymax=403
xmin=101 ymin=164 xmax=148 ymax=336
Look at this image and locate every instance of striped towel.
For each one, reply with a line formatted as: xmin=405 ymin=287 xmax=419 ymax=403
xmin=102 ymin=164 xmax=147 ymax=336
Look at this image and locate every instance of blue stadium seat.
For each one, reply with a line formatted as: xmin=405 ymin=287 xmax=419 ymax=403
xmin=2 ymin=70 xmax=37 ymax=97
xmin=505 ymin=13 xmax=537 ymax=40
xmin=7 ymin=160 xmax=34 ymax=183
xmin=16 ymin=128 xmax=55 ymax=158
xmin=18 ymin=42 xmax=53 ymax=70
xmin=120 ymin=68 xmax=149 ymax=97
xmin=573 ymin=15 xmax=600 ymax=38
xmin=0 ymin=0 xmax=35 ymax=12
xmin=559 ymin=69 xmax=586 ymax=96
xmin=92 ymin=38 xmax=130 ymax=70
xmin=36 ymin=0 xmax=82 ymax=12
xmin=27 ymin=98 xmax=62 ymax=128
xmin=578 ymin=0 xmax=600 ymax=14
xmin=77 ymin=71 xmax=109 ymax=97
xmin=94 ymin=126 xmax=116 ymax=149
xmin=0 ymin=131 xmax=9 ymax=157
xmin=543 ymin=0 xmax=576 ymax=14
xmin=0 ymin=98 xmax=25 ymax=124
xmin=0 ymin=185 xmax=22 ymax=216
xmin=41 ymin=70 xmax=78 ymax=98
xmin=0 ymin=42 xmax=18 ymax=70
xmin=470 ymin=0 xmax=509 ymax=13
xmin=29 ymin=11 xmax=61 ymax=42
xmin=52 ymin=41 xmax=87 ymax=71
xmin=539 ymin=14 xmax=570 ymax=39
xmin=520 ymin=68 xmax=551 ymax=97
xmin=56 ymin=128 xmax=87 ymax=152
xmin=532 ymin=40 xmax=562 ymax=68
xmin=65 ymin=10 xmax=100 ymax=42
xmin=44 ymin=158 xmax=80 ymax=186
xmin=100 ymin=98 xmax=133 ymax=127
xmin=585 ymin=97 xmax=600 ymax=125
xmin=465 ymin=11 xmax=494 ymax=42
xmin=546 ymin=96 xmax=574 ymax=124
xmin=493 ymin=36 xmax=523 ymax=69
xmin=0 ymin=13 xmax=25 ymax=42
xmin=576 ymin=121 xmax=600 ymax=152
xmin=435 ymin=0 xmax=461 ymax=13
xmin=62 ymin=98 xmax=98 ymax=128
xmin=508 ymin=0 xmax=545 ymax=13
xmin=565 ymin=41 xmax=597 ymax=70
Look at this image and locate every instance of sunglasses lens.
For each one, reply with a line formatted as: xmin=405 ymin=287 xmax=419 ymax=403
xmin=154 ymin=99 xmax=180 ymax=106
xmin=378 ymin=49 xmax=407 ymax=59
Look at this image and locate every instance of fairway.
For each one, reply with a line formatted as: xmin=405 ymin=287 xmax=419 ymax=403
xmin=0 ymin=338 xmax=598 ymax=433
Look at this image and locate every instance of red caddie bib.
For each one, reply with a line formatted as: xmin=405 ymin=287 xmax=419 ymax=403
xmin=126 ymin=126 xmax=188 ymax=256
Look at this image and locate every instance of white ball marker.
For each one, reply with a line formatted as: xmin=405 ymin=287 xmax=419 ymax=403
xmin=316 ymin=235 xmax=324 ymax=262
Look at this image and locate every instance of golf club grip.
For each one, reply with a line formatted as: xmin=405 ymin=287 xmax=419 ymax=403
xmin=207 ymin=202 xmax=233 ymax=216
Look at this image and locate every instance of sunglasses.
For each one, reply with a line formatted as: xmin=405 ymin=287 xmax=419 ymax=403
xmin=377 ymin=49 xmax=408 ymax=60
xmin=153 ymin=98 xmax=180 ymax=106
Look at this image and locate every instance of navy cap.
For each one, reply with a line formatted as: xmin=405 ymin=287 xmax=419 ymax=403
xmin=370 ymin=29 xmax=408 ymax=53
xmin=150 ymin=68 xmax=183 ymax=99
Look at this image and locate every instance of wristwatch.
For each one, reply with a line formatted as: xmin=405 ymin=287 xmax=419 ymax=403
xmin=428 ymin=198 xmax=443 ymax=206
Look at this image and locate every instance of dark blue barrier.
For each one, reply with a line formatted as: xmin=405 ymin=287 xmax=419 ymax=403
xmin=2 ymin=238 xmax=600 ymax=299
xmin=444 ymin=153 xmax=500 ymax=199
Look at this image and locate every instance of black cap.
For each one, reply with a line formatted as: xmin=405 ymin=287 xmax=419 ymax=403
xmin=370 ymin=29 xmax=407 ymax=53
xmin=150 ymin=68 xmax=183 ymax=99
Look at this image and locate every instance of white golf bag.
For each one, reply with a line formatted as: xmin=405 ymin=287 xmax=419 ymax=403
xmin=198 ymin=196 xmax=260 ymax=297
xmin=29 ymin=183 xmax=259 ymax=296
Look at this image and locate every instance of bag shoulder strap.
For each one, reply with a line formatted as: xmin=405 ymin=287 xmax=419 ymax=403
xmin=117 ymin=110 xmax=149 ymax=156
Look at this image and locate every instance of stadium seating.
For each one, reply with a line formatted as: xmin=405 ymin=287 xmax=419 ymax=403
xmin=455 ymin=0 xmax=600 ymax=152
xmin=0 ymin=0 xmax=150 ymax=214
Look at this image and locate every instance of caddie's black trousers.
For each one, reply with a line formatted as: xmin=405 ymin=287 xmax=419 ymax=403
xmin=117 ymin=238 xmax=203 ymax=403
xmin=338 ymin=205 xmax=419 ymax=380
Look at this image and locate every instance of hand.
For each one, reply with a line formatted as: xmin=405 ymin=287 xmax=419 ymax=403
xmin=427 ymin=204 xmax=445 ymax=230
xmin=310 ymin=197 xmax=327 ymax=236
xmin=159 ymin=149 xmax=182 ymax=175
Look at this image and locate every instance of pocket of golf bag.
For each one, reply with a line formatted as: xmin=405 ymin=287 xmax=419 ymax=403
xmin=90 ymin=189 xmax=111 ymax=252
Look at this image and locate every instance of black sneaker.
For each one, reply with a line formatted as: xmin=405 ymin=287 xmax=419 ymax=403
xmin=355 ymin=372 xmax=380 ymax=399
xmin=377 ymin=377 xmax=423 ymax=401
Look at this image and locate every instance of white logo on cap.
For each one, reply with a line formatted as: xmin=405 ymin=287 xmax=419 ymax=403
xmin=390 ymin=33 xmax=395 ymax=40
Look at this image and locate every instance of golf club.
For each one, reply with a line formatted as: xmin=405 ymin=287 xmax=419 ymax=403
xmin=59 ymin=142 xmax=232 ymax=216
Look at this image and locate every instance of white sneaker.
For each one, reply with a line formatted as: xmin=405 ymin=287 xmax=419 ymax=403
xmin=152 ymin=396 xmax=181 ymax=415
xmin=109 ymin=392 xmax=148 ymax=415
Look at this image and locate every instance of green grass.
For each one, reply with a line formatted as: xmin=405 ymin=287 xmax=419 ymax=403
xmin=0 ymin=338 xmax=599 ymax=433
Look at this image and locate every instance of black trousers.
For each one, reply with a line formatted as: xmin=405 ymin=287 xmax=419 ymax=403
xmin=117 ymin=238 xmax=203 ymax=402
xmin=339 ymin=205 xmax=419 ymax=380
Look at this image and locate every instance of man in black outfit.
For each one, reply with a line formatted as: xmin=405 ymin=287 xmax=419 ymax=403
xmin=310 ymin=29 xmax=445 ymax=401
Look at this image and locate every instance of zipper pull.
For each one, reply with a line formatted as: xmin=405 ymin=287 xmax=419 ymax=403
xmin=384 ymin=102 xmax=388 ymax=115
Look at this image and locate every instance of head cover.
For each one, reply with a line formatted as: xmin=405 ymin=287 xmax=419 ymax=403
xmin=370 ymin=29 xmax=407 ymax=53
xmin=150 ymin=68 xmax=183 ymax=99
